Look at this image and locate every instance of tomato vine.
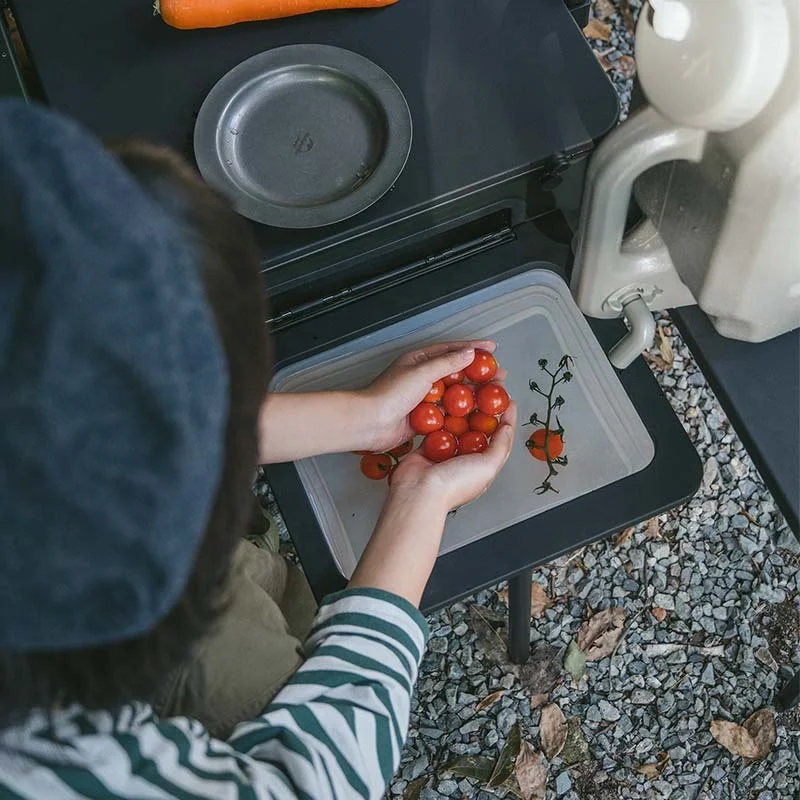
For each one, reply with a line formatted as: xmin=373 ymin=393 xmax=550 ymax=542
xmin=525 ymin=354 xmax=573 ymax=494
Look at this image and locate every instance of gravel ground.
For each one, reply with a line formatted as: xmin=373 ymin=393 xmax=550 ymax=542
xmin=261 ymin=2 xmax=800 ymax=798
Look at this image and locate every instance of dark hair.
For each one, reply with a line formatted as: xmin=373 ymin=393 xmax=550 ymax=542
xmin=0 ymin=143 xmax=269 ymax=724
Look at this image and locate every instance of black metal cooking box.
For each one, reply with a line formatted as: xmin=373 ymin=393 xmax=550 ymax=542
xmin=8 ymin=0 xmax=700 ymax=660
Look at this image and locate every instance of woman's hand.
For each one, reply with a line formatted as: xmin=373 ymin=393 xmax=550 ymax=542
xmin=359 ymin=341 xmax=501 ymax=454
xmin=348 ymin=403 xmax=516 ymax=605
xmin=390 ymin=402 xmax=517 ymax=510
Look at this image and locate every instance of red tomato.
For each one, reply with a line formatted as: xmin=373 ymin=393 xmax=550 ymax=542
xmin=352 ymin=450 xmax=373 ymax=455
xmin=463 ymin=348 xmax=498 ymax=383
xmin=443 ymin=415 xmax=470 ymax=436
xmin=442 ymin=371 xmax=465 ymax=387
xmin=442 ymin=384 xmax=475 ymax=417
xmin=526 ymin=428 xmax=564 ymax=461
xmin=409 ymin=402 xmax=445 ymax=435
xmin=468 ymin=410 xmax=499 ymax=436
xmin=360 ymin=453 xmax=394 ymax=480
xmin=458 ymin=430 xmax=489 ymax=454
xmin=421 ymin=430 xmax=458 ymax=462
xmin=388 ymin=440 xmax=414 ymax=457
xmin=476 ymin=383 xmax=510 ymax=416
xmin=423 ymin=379 xmax=445 ymax=403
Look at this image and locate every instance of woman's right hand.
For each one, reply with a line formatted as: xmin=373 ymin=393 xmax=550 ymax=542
xmin=390 ymin=402 xmax=517 ymax=512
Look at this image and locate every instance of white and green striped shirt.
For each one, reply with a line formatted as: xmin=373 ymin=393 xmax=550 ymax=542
xmin=0 ymin=588 xmax=429 ymax=800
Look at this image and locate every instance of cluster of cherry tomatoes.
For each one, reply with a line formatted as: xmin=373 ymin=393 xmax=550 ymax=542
xmin=409 ymin=349 xmax=510 ymax=463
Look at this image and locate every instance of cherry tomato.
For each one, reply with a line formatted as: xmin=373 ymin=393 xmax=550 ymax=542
xmin=468 ymin=410 xmax=499 ymax=437
xmin=421 ymin=430 xmax=458 ymax=462
xmin=409 ymin=402 xmax=445 ymax=435
xmin=352 ymin=450 xmax=374 ymax=455
xmin=476 ymin=383 xmax=510 ymax=416
xmin=360 ymin=453 xmax=394 ymax=479
xmin=423 ymin=379 xmax=445 ymax=403
xmin=464 ymin=348 xmax=498 ymax=384
xmin=458 ymin=430 xmax=489 ymax=454
xmin=443 ymin=415 xmax=470 ymax=436
xmin=442 ymin=384 xmax=475 ymax=417
xmin=526 ymin=428 xmax=564 ymax=461
xmin=442 ymin=371 xmax=465 ymax=387
xmin=388 ymin=440 xmax=414 ymax=457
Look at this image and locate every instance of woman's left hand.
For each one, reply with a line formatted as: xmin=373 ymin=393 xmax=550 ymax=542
xmin=358 ymin=340 xmax=501 ymax=454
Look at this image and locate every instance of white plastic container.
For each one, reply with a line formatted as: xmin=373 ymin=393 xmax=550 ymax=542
xmin=272 ymin=268 xmax=654 ymax=577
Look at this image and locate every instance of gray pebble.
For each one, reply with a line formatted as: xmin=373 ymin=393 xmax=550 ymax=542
xmin=555 ymin=771 xmax=572 ymax=796
xmin=428 ymin=637 xmax=448 ymax=654
xmin=654 ymin=593 xmax=676 ymax=611
xmin=598 ymin=700 xmax=620 ymax=721
xmin=632 ymin=689 xmax=656 ymax=705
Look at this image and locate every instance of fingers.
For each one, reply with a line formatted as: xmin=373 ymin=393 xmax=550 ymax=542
xmin=414 ymin=347 xmax=476 ymax=384
xmin=483 ymin=402 xmax=517 ymax=469
xmin=401 ymin=340 xmax=497 ymax=366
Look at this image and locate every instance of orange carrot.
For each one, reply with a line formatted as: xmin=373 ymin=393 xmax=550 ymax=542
xmin=156 ymin=0 xmax=399 ymax=29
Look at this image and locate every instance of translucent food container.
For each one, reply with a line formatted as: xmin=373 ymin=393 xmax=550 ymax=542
xmin=271 ymin=268 xmax=654 ymax=577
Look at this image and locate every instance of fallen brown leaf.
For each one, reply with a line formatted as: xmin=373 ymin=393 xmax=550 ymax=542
xmin=651 ymin=607 xmax=668 ymax=623
xmin=583 ymin=18 xmax=611 ymax=41
xmin=710 ymin=709 xmax=777 ymax=761
xmin=620 ymin=0 xmax=636 ymax=31
xmin=577 ymin=607 xmax=626 ymax=661
xmin=530 ymin=694 xmax=549 ymax=711
xmin=594 ymin=49 xmax=615 ymax=72
xmin=531 ymin=583 xmax=554 ymax=618
xmin=616 ymin=54 xmax=637 ymax=79
xmin=469 ymin=605 xmax=508 ymax=665
xmin=658 ymin=327 xmax=675 ymax=368
xmin=613 ymin=527 xmax=634 ymax=547
xmin=645 ymin=517 xmax=662 ymax=540
xmin=514 ymin=741 xmax=548 ymax=800
xmin=644 ymin=352 xmax=670 ymax=371
xmin=476 ymin=690 xmax=506 ymax=713
xmin=519 ymin=643 xmax=564 ymax=694
xmin=497 ymin=586 xmax=509 ymax=605
xmin=593 ymin=0 xmax=615 ymax=20
xmin=403 ymin=775 xmax=429 ymax=800
xmin=540 ymin=704 xmax=568 ymax=759
xmin=636 ymin=752 xmax=669 ymax=780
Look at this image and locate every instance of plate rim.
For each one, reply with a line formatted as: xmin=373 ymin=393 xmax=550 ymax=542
xmin=193 ymin=43 xmax=412 ymax=230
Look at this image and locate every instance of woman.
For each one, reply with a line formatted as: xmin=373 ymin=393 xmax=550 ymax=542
xmin=0 ymin=100 xmax=514 ymax=799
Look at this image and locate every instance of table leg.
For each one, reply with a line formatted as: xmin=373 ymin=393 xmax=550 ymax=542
xmin=507 ymin=568 xmax=533 ymax=664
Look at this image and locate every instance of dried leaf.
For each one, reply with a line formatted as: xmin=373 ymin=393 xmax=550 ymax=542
xmin=595 ymin=49 xmax=615 ymax=72
xmin=636 ymin=752 xmax=669 ymax=780
xmin=443 ymin=755 xmax=496 ymax=782
xmin=514 ymin=741 xmax=548 ymax=800
xmin=651 ymin=607 xmax=668 ymax=623
xmin=620 ymin=0 xmax=636 ymax=31
xmin=520 ymin=643 xmax=564 ymax=694
xmin=616 ymin=53 xmax=637 ymax=79
xmin=710 ymin=709 xmax=777 ymax=761
xmin=560 ymin=717 xmax=591 ymax=766
xmin=540 ymin=704 xmax=568 ymax=759
xmin=531 ymin=583 xmax=554 ymax=618
xmin=658 ymin=328 xmax=675 ymax=368
xmin=613 ymin=527 xmax=634 ymax=547
xmin=576 ymin=607 xmax=626 ymax=661
xmin=564 ymin=640 xmax=587 ymax=685
xmin=476 ymin=690 xmax=506 ymax=713
xmin=645 ymin=517 xmax=662 ymax=540
xmin=583 ymin=18 xmax=611 ymax=41
xmin=469 ymin=605 xmax=508 ymax=664
xmin=644 ymin=352 xmax=670 ymax=371
xmin=403 ymin=775 xmax=429 ymax=800
xmin=497 ymin=586 xmax=509 ymax=605
xmin=530 ymin=693 xmax=549 ymax=711
xmin=593 ymin=0 xmax=615 ymax=20
xmin=487 ymin=724 xmax=522 ymax=788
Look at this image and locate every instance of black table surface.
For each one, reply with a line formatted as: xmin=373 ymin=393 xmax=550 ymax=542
xmin=672 ymin=307 xmax=800 ymax=534
xmin=266 ymin=224 xmax=702 ymax=611
xmin=10 ymin=0 xmax=618 ymax=275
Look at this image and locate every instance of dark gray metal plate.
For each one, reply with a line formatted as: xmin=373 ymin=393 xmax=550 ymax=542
xmin=194 ymin=44 xmax=412 ymax=229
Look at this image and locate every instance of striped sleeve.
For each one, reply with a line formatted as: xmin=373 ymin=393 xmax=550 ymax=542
xmin=228 ymin=587 xmax=429 ymax=800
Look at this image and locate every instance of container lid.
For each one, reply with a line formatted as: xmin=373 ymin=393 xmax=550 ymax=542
xmin=272 ymin=269 xmax=654 ymax=578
